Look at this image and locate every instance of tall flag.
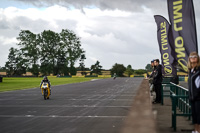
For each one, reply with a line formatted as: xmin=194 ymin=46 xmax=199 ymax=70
xmin=154 ymin=15 xmax=177 ymax=76
xmin=167 ymin=0 xmax=198 ymax=72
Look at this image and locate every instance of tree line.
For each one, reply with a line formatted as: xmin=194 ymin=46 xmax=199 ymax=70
xmin=2 ymin=29 xmax=148 ymax=77
xmin=5 ymin=29 xmax=85 ymax=76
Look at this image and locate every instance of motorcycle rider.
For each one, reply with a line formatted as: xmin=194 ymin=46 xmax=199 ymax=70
xmin=113 ymin=73 xmax=117 ymax=79
xmin=40 ymin=76 xmax=51 ymax=95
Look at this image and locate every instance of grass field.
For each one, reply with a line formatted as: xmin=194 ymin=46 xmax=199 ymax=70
xmin=0 ymin=77 xmax=104 ymax=92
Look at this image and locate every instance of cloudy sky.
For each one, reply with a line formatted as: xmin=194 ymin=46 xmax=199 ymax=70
xmin=0 ymin=0 xmax=200 ymax=69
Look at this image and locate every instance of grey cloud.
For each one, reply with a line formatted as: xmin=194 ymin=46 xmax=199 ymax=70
xmin=13 ymin=16 xmax=53 ymax=33
xmin=1 ymin=15 xmax=77 ymax=34
xmin=0 ymin=16 xmax=50 ymax=41
xmin=82 ymin=12 xmax=158 ymax=53
xmin=0 ymin=43 xmax=17 ymax=67
xmin=0 ymin=23 xmax=9 ymax=29
xmin=0 ymin=17 xmax=10 ymax=30
xmin=0 ymin=13 xmax=79 ymax=67
xmin=15 ymin=0 xmax=166 ymax=13
xmin=0 ymin=15 xmax=12 ymax=30
xmin=1 ymin=0 xmax=200 ymax=69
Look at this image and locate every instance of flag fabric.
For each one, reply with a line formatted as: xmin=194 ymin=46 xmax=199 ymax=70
xmin=167 ymin=0 xmax=198 ymax=72
xmin=154 ymin=15 xmax=177 ymax=76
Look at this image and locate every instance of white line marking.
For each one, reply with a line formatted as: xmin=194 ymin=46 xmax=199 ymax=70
xmin=0 ymin=105 xmax=131 ymax=108
xmin=0 ymin=115 xmax=126 ymax=118
xmin=0 ymin=99 xmax=133 ymax=101
xmin=25 ymin=115 xmax=34 ymax=117
xmin=0 ymin=87 xmax=38 ymax=93
xmin=91 ymin=79 xmax=100 ymax=81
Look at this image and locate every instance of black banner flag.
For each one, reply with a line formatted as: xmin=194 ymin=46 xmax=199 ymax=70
xmin=154 ymin=15 xmax=177 ymax=76
xmin=167 ymin=0 xmax=198 ymax=72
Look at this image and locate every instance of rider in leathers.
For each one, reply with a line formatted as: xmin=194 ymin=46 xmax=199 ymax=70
xmin=40 ymin=76 xmax=51 ymax=95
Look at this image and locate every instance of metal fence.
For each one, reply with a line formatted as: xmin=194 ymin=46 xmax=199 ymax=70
xmin=161 ymin=79 xmax=191 ymax=131
xmin=170 ymin=82 xmax=191 ymax=131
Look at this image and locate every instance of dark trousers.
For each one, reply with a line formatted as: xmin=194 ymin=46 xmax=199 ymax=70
xmin=191 ymin=101 xmax=200 ymax=124
xmin=154 ymin=83 xmax=161 ymax=102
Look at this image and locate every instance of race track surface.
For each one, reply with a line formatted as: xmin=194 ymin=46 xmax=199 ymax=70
xmin=0 ymin=77 xmax=143 ymax=133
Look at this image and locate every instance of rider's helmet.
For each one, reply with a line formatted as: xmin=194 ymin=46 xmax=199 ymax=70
xmin=43 ymin=76 xmax=48 ymax=81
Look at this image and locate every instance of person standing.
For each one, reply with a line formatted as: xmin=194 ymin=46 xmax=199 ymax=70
xmin=188 ymin=52 xmax=200 ymax=133
xmin=149 ymin=59 xmax=155 ymax=78
xmin=153 ymin=59 xmax=162 ymax=104
xmin=149 ymin=60 xmax=155 ymax=96
xmin=151 ymin=60 xmax=155 ymax=68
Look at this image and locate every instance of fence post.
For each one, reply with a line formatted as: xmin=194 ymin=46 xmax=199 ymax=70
xmin=161 ymin=85 xmax=164 ymax=105
xmin=171 ymin=94 xmax=177 ymax=131
xmin=170 ymin=82 xmax=192 ymax=131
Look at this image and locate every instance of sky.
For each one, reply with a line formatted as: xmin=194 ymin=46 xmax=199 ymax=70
xmin=0 ymin=0 xmax=200 ymax=70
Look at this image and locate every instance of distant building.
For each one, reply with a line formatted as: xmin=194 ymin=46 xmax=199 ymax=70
xmin=76 ymin=70 xmax=111 ymax=76
xmin=76 ymin=71 xmax=91 ymax=76
xmin=22 ymin=72 xmax=34 ymax=76
xmin=101 ymin=70 xmax=111 ymax=75
xmin=0 ymin=72 xmax=6 ymax=76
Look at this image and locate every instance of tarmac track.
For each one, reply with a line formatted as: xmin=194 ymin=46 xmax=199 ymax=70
xmin=0 ymin=77 xmax=143 ymax=133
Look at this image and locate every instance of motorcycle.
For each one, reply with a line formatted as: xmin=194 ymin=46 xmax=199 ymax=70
xmin=41 ymin=82 xmax=50 ymax=100
xmin=113 ymin=73 xmax=117 ymax=80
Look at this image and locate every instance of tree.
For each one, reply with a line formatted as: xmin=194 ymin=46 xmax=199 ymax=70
xmin=17 ymin=30 xmax=40 ymax=76
xmin=5 ymin=29 xmax=85 ymax=76
xmin=69 ymin=66 xmax=77 ymax=75
xmin=125 ymin=65 xmax=134 ymax=77
xmin=39 ymin=30 xmax=61 ymax=75
xmin=90 ymin=61 xmax=102 ymax=75
xmin=0 ymin=66 xmax=6 ymax=72
xmin=29 ymin=64 xmax=40 ymax=77
xmin=5 ymin=47 xmax=28 ymax=76
xmin=79 ymin=54 xmax=87 ymax=75
xmin=145 ymin=64 xmax=153 ymax=72
xmin=56 ymin=54 xmax=69 ymax=75
xmin=134 ymin=69 xmax=147 ymax=75
xmin=60 ymin=29 xmax=84 ymax=75
xmin=17 ymin=30 xmax=39 ymax=65
xmin=111 ymin=63 xmax=126 ymax=77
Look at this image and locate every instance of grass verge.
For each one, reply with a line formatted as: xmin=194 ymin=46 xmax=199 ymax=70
xmin=0 ymin=77 xmax=103 ymax=92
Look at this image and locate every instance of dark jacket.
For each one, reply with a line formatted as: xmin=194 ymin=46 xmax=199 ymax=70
xmin=40 ymin=79 xmax=51 ymax=88
xmin=153 ymin=64 xmax=163 ymax=85
xmin=149 ymin=66 xmax=156 ymax=78
xmin=149 ymin=66 xmax=156 ymax=84
xmin=188 ymin=67 xmax=200 ymax=101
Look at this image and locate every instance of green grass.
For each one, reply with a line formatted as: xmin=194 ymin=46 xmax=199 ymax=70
xmin=0 ymin=77 xmax=103 ymax=92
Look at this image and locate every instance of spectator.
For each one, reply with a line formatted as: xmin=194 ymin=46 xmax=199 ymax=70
xmin=152 ymin=59 xmax=162 ymax=104
xmin=149 ymin=60 xmax=155 ymax=96
xmin=151 ymin=60 xmax=155 ymax=68
xmin=187 ymin=52 xmax=200 ymax=133
xmin=149 ymin=59 xmax=155 ymax=78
